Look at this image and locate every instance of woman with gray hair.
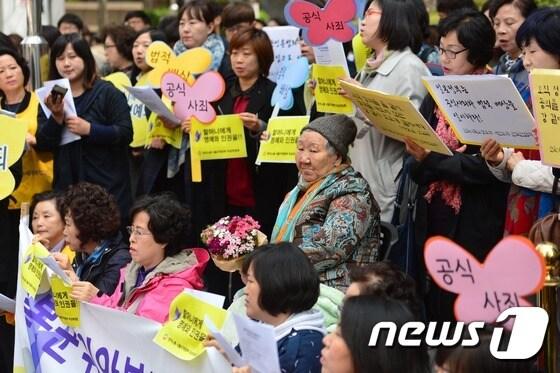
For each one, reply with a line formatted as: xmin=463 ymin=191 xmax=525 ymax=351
xmin=270 ymin=115 xmax=380 ymax=291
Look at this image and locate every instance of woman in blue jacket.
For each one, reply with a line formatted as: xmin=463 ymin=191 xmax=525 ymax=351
xmin=36 ymin=34 xmax=133 ymax=220
xmin=211 ymin=243 xmax=324 ymax=373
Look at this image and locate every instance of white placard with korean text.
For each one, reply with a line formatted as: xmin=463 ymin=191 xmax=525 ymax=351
xmin=264 ymin=26 xmax=302 ymax=83
xmin=423 ymin=75 xmax=537 ymax=149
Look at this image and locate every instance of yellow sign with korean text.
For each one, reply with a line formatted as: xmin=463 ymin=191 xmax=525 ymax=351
xmin=128 ymin=74 xmax=152 ymax=148
xmin=340 ymin=81 xmax=452 ymax=155
xmin=146 ymin=42 xmax=212 ymax=87
xmin=190 ymin=115 xmax=247 ymax=161
xmin=147 ymin=96 xmax=183 ymax=150
xmin=50 ymin=276 xmax=80 ymax=327
xmin=256 ymin=116 xmax=310 ymax=164
xmin=153 ymin=293 xmax=227 ymax=361
xmin=0 ymin=115 xmax=27 ymax=199
xmin=21 ymin=243 xmax=49 ymax=297
xmin=312 ymin=64 xmax=354 ymax=115
xmin=530 ymin=69 xmax=560 ymax=167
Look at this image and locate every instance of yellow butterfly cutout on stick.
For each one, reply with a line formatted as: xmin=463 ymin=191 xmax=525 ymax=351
xmin=145 ymin=42 xmax=213 ymax=87
xmin=0 ymin=114 xmax=27 ymax=200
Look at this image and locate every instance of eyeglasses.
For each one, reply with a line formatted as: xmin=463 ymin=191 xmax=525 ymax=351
xmin=438 ymin=47 xmax=468 ymax=60
xmin=126 ymin=226 xmax=152 ymax=236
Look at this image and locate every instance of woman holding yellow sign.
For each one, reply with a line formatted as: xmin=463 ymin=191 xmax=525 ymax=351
xmin=482 ymin=8 xmax=560 ymax=236
xmin=339 ymin=0 xmax=431 ymax=222
xmin=0 ymin=47 xmax=52 ymax=370
xmin=187 ymin=27 xmax=304 ymax=300
xmin=70 ymin=194 xmax=209 ymax=324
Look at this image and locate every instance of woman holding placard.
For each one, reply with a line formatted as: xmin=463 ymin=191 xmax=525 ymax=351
xmin=0 ymin=49 xmax=52 ymax=365
xmin=340 ymin=0 xmax=431 ymax=222
xmin=35 ymin=34 xmax=133 ymax=220
xmin=70 ymin=194 xmax=209 ymax=324
xmin=54 ymin=182 xmax=130 ymax=296
xmin=189 ymin=27 xmax=302 ymax=299
xmin=482 ymin=8 xmax=560 ymax=234
xmin=404 ymin=9 xmax=509 ymax=323
xmin=128 ymin=29 xmax=167 ymax=197
xmin=30 ymin=191 xmax=75 ymax=261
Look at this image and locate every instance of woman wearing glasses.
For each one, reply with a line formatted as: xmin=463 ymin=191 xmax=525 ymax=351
xmin=340 ymin=0 xmax=430 ymax=222
xmin=404 ymin=9 xmax=509 ymax=323
xmin=69 ymin=193 xmax=209 ymax=324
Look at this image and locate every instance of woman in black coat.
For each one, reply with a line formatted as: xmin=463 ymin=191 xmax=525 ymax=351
xmin=404 ymin=10 xmax=509 ymax=323
xmin=36 ymin=34 xmax=133 ymax=221
xmin=184 ymin=27 xmax=303 ymax=301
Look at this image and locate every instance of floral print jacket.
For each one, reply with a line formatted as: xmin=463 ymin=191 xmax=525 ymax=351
xmin=291 ymin=167 xmax=380 ymax=290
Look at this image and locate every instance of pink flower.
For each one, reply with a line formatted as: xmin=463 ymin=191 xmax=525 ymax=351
xmin=201 ymin=215 xmax=263 ymax=259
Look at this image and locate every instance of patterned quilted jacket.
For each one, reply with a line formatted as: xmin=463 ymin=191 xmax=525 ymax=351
xmin=291 ymin=167 xmax=381 ymax=290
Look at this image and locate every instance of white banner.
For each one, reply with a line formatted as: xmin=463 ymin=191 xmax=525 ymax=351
xmin=14 ymin=219 xmax=232 ymax=372
xmin=15 ymin=291 xmax=231 ymax=372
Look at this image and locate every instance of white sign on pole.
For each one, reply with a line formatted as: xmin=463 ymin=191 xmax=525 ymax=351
xmin=263 ymin=26 xmax=302 ymax=82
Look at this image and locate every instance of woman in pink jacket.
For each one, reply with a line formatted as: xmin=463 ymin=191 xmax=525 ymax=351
xmin=70 ymin=194 xmax=209 ymax=324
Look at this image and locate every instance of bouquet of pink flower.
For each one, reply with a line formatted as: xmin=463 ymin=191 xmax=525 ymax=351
xmin=201 ymin=215 xmax=268 ymax=272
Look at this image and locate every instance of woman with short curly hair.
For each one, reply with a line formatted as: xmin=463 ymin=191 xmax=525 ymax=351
xmin=70 ymin=193 xmax=209 ymax=323
xmin=54 ymin=182 xmax=131 ymax=296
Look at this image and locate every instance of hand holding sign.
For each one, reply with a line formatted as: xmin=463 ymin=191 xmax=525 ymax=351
xmin=271 ymin=57 xmax=310 ymax=111
xmin=285 ymin=0 xmax=358 ymax=46
xmin=161 ymin=71 xmax=226 ymax=124
xmin=424 ymin=236 xmax=545 ymax=328
xmin=145 ymin=42 xmax=212 ymax=86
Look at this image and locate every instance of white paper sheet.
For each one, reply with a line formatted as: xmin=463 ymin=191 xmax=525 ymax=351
xmin=205 ymin=316 xmax=245 ymax=367
xmin=36 ymin=78 xmax=81 ymax=145
xmin=233 ymin=314 xmax=281 ymax=373
xmin=39 ymin=255 xmax=72 ymax=284
xmin=125 ymin=86 xmax=181 ymax=125
xmin=0 ymin=293 xmax=15 ymax=313
xmin=183 ymin=288 xmax=225 ymax=309
xmin=312 ymin=40 xmax=350 ymax=76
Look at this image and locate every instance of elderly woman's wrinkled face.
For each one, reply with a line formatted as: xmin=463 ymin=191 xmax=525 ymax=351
xmin=296 ymin=130 xmax=340 ymax=183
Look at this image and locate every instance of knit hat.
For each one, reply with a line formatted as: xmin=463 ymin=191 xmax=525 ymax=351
xmin=301 ymin=115 xmax=357 ymax=159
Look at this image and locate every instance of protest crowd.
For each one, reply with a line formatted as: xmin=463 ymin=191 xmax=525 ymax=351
xmin=0 ymin=0 xmax=559 ymax=372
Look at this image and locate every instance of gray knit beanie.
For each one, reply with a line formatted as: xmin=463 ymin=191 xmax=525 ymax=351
xmin=301 ymin=114 xmax=357 ymax=159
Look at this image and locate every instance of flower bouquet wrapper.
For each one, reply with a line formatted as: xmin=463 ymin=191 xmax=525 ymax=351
xmin=202 ymin=216 xmax=268 ymax=273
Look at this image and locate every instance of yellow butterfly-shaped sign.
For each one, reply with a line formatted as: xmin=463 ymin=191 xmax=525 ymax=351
xmin=145 ymin=42 xmax=213 ymax=87
xmin=0 ymin=115 xmax=27 ymax=200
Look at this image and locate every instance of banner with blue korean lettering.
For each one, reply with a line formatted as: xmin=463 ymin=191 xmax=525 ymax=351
xmin=16 ymin=291 xmax=230 ymax=372
xmin=14 ymin=217 xmax=230 ymax=372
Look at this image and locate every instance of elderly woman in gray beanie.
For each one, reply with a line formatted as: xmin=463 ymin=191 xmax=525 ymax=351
xmin=270 ymin=115 xmax=381 ymax=291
